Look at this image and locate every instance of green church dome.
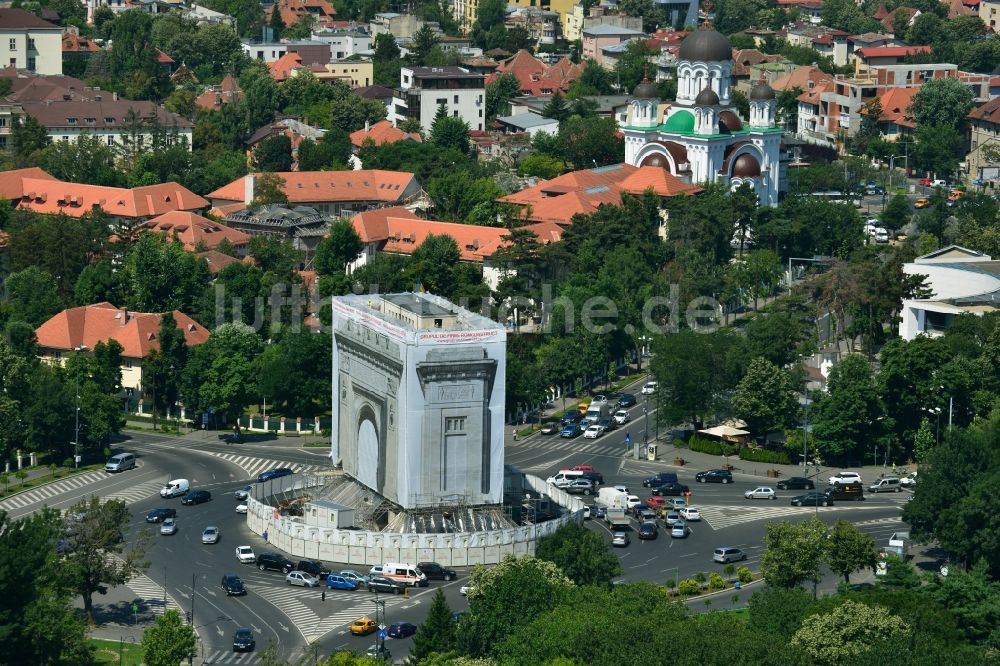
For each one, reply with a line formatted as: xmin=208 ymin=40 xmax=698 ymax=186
xmin=663 ymin=110 xmax=695 ymax=133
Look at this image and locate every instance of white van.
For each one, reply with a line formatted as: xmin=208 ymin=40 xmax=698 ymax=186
xmin=546 ymin=470 xmax=584 ymax=487
xmin=381 ymin=562 xmax=427 ymax=587
xmin=596 ymin=487 xmax=628 ymax=509
xmin=868 ymin=477 xmax=901 ymax=493
xmin=160 ymin=479 xmax=190 ymax=498
xmin=105 ymin=452 xmax=136 ymax=473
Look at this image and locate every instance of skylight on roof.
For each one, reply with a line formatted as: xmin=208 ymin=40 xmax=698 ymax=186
xmin=591 ymin=164 xmax=624 ymax=174
xmin=585 ymin=185 xmax=610 ymax=194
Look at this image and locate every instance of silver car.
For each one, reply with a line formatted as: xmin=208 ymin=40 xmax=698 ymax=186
xmin=286 ymin=571 xmax=319 ymax=587
xmin=160 ymin=518 xmax=177 ymax=535
xmin=744 ymin=486 xmax=776 ymax=500
xmin=235 ymin=484 xmax=253 ymax=500
xmin=611 ymin=531 xmax=630 ymax=547
xmin=202 ymin=526 xmax=220 ymax=544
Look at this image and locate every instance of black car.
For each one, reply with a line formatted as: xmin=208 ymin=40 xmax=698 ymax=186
xmin=617 ymin=393 xmax=637 ymax=408
xmin=777 ymin=477 xmax=815 ymax=490
xmin=540 ymin=422 xmax=559 ymax=435
xmin=418 ymin=562 xmax=458 ymax=581
xmin=257 ymin=468 xmax=294 ymax=483
xmin=642 ymin=472 xmax=678 ymax=488
xmin=790 ymin=492 xmax=833 ymax=507
xmin=296 ymin=560 xmax=331 ymax=579
xmin=650 ymin=482 xmax=689 ymax=496
xmin=387 ymin=622 xmax=417 ymax=638
xmin=367 ymin=575 xmax=407 ymax=594
xmin=221 ymin=573 xmax=246 ymax=596
xmin=579 ymin=471 xmax=605 ymax=485
xmin=256 ymin=552 xmax=295 ymax=573
xmin=695 ymin=469 xmax=733 ymax=484
xmin=560 ymin=412 xmax=582 ymax=427
xmin=145 ymin=508 xmax=177 ymax=523
xmin=597 ymin=416 xmax=616 ymax=432
xmin=233 ymin=627 xmax=255 ymax=652
xmin=181 ymin=490 xmax=212 ymax=505
xmin=637 ymin=522 xmax=658 ymax=540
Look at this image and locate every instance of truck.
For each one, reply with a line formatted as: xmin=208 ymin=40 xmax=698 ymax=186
xmin=605 ymin=507 xmax=629 ymax=530
xmin=586 ymin=403 xmax=612 ymax=421
xmin=596 ymin=487 xmax=628 ymax=509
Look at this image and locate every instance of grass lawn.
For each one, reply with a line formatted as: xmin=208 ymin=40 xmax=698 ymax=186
xmin=89 ymin=638 xmax=144 ymax=665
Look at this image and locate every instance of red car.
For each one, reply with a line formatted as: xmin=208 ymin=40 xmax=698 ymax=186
xmin=572 ymin=465 xmax=595 ymax=473
xmin=919 ymin=177 xmax=933 ymax=187
xmin=645 ymin=496 xmax=668 ymax=510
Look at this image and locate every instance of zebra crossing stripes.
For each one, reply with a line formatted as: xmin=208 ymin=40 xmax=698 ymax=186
xmin=0 ymin=470 xmax=108 ymax=510
xmin=104 ymin=480 xmax=164 ymax=505
xmin=696 ymin=503 xmax=893 ymax=530
xmin=854 ymin=516 xmax=904 ymax=528
xmin=124 ymin=571 xmax=181 ymax=617
xmin=202 ymin=650 xmax=261 ymax=664
xmin=207 ymin=453 xmax=327 ymax=481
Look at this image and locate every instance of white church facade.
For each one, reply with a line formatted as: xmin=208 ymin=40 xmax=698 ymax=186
xmin=623 ymin=25 xmax=783 ymax=206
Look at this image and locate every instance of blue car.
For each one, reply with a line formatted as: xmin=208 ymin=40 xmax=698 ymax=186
xmin=560 ymin=425 xmax=582 ymax=438
xmin=326 ymin=574 xmax=359 ymax=591
xmin=257 ymin=468 xmax=294 ymax=483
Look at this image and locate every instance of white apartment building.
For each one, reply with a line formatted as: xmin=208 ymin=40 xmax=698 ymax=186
xmin=390 ymin=66 xmax=486 ymax=132
xmin=311 ymin=27 xmax=372 ymax=60
xmin=0 ymin=9 xmax=62 ymax=75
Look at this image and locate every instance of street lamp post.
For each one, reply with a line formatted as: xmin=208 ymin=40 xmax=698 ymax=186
xmin=72 ymin=344 xmax=87 ymax=468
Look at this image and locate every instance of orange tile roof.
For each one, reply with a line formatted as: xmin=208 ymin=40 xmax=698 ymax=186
xmin=210 ymin=202 xmax=248 ymax=217
xmin=772 ymin=65 xmax=833 ymax=93
xmin=0 ymin=166 xmax=57 ymax=199
xmin=62 ymin=32 xmax=101 ymax=54
xmin=522 ymin=221 xmax=564 ymax=244
xmin=349 ymin=120 xmax=422 ymax=148
xmin=143 ymin=211 xmax=250 ymax=252
xmin=488 ymin=49 xmax=585 ymax=95
xmin=351 ymin=205 xmax=418 ymax=243
xmin=857 ymin=45 xmax=930 ymax=59
xmin=502 ymin=163 xmax=638 ymax=206
xmin=268 ymin=52 xmax=306 ymax=82
xmin=267 ymin=0 xmax=337 ymax=28
xmin=879 ymin=7 xmax=918 ymax=32
xmin=382 ymin=217 xmax=510 ymax=262
xmin=16 ymin=177 xmax=208 ymax=218
xmin=35 ymin=302 xmax=209 ymax=359
xmin=796 ymin=81 xmax=831 ymax=104
xmin=208 ymin=170 xmax=417 ymax=205
xmin=197 ymin=250 xmax=241 ymax=274
xmin=619 ymin=166 xmax=703 ymax=197
xmin=875 ymin=86 xmax=918 ymax=128
xmin=194 ymin=74 xmax=243 ymax=112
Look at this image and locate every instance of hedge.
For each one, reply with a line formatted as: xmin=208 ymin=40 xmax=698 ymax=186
xmin=738 ymin=447 xmax=791 ymax=465
xmin=687 ymin=436 xmax=739 ymax=457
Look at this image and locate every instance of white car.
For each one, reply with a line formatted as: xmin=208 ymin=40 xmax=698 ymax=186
xmin=829 ymin=472 xmax=863 ymax=486
xmin=235 ymin=503 xmax=248 ymax=514
xmin=900 ymin=472 xmax=918 ymax=488
xmin=663 ymin=511 xmax=682 ymax=526
xmin=460 ymin=584 xmax=474 ymax=596
xmin=235 ymin=484 xmax=253 ymax=500
xmin=583 ymin=505 xmax=591 ymax=520
xmin=202 ymin=526 xmax=220 ymax=544
xmin=625 ymin=494 xmax=641 ymax=509
xmin=236 ymin=546 xmax=256 ymax=564
xmin=583 ymin=425 xmax=603 ymax=439
xmin=641 ymin=381 xmax=657 ymax=395
xmin=286 ymin=571 xmax=319 ymax=587
xmin=679 ymin=507 xmax=701 ymax=522
xmin=744 ymin=486 xmax=777 ymax=500
xmin=613 ymin=484 xmax=629 ymax=494
xmin=671 ymin=522 xmax=691 ymax=538
xmin=160 ymin=518 xmax=177 ymax=535
xmin=590 ymin=395 xmax=608 ymax=407
xmin=613 ymin=409 xmax=630 ymax=425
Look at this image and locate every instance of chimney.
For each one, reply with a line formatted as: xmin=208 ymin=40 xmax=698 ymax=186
xmin=120 ymin=309 xmax=129 ymax=325
xmin=113 ymin=91 xmax=118 ymax=101
xmin=244 ymin=173 xmax=255 ymax=204
xmin=364 ymin=119 xmax=370 ymax=132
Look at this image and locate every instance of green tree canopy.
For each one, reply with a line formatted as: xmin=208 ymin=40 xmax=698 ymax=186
xmin=142 ymin=609 xmax=196 ymax=666
xmin=760 ymin=516 xmax=828 ymax=589
xmin=535 ymin=521 xmax=623 ymax=587
xmin=731 ymin=357 xmax=799 ymax=435
xmin=791 ymin=600 xmax=910 ymax=665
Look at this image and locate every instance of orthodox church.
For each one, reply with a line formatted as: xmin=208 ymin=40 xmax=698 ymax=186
xmin=623 ymin=24 xmax=783 ymax=206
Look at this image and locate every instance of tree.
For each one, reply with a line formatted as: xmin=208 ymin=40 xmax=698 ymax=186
xmin=557 ymin=115 xmax=624 ymax=168
xmin=457 ymin=555 xmax=574 ymax=658
xmin=372 ymin=33 xmax=402 ymax=86
xmin=747 ymin=587 xmax=814 ymax=638
xmin=427 ymin=171 xmax=505 ymax=222
xmin=314 ymin=219 xmax=363 ymax=275
xmin=731 ymin=357 xmax=799 ymax=436
xmin=183 ymin=322 xmax=263 ymax=422
xmin=4 ymin=266 xmax=62 ymax=328
xmin=268 ymin=3 xmax=285 ymax=39
xmin=107 ymin=10 xmax=167 ymax=100
xmin=760 ymin=516 xmax=827 ymax=590
xmin=253 ymin=134 xmax=293 ymax=172
xmin=913 ymin=123 xmax=964 ymax=180
xmin=10 ymin=113 xmax=51 ymax=161
xmin=535 ymin=521 xmax=623 ymax=587
xmin=910 ymin=76 xmax=976 ymax=130
xmin=541 ymin=91 xmax=570 ymax=123
xmin=256 ymin=327 xmax=331 ymax=415
xmin=142 ymin=609 xmax=196 ymax=666
xmin=38 ymin=134 xmax=124 ymax=186
xmin=62 ymin=496 xmax=148 ymax=621
xmin=121 ymin=232 xmax=212 ymax=313
xmin=486 ymin=72 xmax=521 ymax=120
xmin=144 ymin=312 xmax=188 ymax=427
xmin=429 ymin=104 xmax=471 ymax=153
xmin=811 ymin=354 xmax=884 ymax=464
xmin=614 ymin=40 xmax=655 ymax=94
xmin=410 ymin=589 xmax=456 ymax=661
xmin=297 ymin=130 xmax=351 ymax=170
xmin=410 ymin=23 xmax=440 ymax=65
xmin=913 ymin=416 xmax=935 ymax=464
xmin=251 ymin=172 xmax=289 ymax=206
xmin=791 ymin=600 xmax=910 ymax=666
xmin=880 ymin=193 xmax=911 ymax=231
xmin=406 ymin=234 xmax=462 ymax=298
xmin=826 ymin=519 xmax=877 ymax=584
xmin=326 ymin=82 xmax=388 ymax=132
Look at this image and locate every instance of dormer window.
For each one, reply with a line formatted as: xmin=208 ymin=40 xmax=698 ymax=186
xmin=104 ymin=117 xmax=115 ymax=123
xmin=67 ymin=117 xmax=78 ymax=125
xmin=85 ymin=117 xmax=96 ymax=124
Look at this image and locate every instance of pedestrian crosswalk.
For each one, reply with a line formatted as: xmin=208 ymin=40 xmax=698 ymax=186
xmin=0 ymin=470 xmax=109 ymax=510
xmin=696 ymin=503 xmax=897 ymax=530
xmin=249 ymin=583 xmax=408 ymax=643
xmin=207 ymin=453 xmax=328 ymax=481
xmin=515 ymin=438 xmax=628 ymax=472
xmin=105 ymin=480 xmax=166 ymax=506
xmin=124 ymin=570 xmax=181 ymax=617
xmin=201 ymin=649 xmax=262 ymax=664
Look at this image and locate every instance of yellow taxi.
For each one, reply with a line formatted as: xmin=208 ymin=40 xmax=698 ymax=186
xmin=914 ymin=197 xmax=930 ymax=209
xmin=350 ymin=617 xmax=377 ymax=636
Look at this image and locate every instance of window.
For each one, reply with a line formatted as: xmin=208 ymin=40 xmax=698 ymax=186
xmin=67 ymin=117 xmax=77 ymax=125
xmin=445 ymin=417 xmax=466 ymax=432
xmin=453 ymin=95 xmax=458 ymax=103
xmin=453 ymin=110 xmax=458 ymax=117
xmin=436 ymin=97 xmax=447 ymax=105
xmin=28 ymin=38 xmax=34 ymax=50
xmin=26 ymin=56 xmax=35 ymax=71
xmin=8 ymin=38 xmax=14 ymax=51
xmin=104 ymin=117 xmax=115 ymax=123
xmin=107 ymin=135 xmax=114 ymax=146
xmin=0 ymin=118 xmax=5 ymax=127
xmin=85 ymin=117 xmax=96 ymax=124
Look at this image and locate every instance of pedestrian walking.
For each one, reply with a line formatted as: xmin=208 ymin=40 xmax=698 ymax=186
xmin=513 ymin=430 xmax=518 ymax=442
xmin=262 ymin=529 xmax=268 ymax=543
xmin=321 ymin=590 xmax=326 ymax=602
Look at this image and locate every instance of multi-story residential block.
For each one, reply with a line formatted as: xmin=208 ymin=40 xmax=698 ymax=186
xmin=581 ymin=24 xmax=646 ymax=67
xmin=981 ymin=0 xmax=1000 ymax=28
xmin=268 ymin=0 xmax=339 ymax=29
xmin=311 ymin=26 xmax=371 ymax=59
xmin=452 ymin=0 xmax=479 ymax=33
xmin=312 ymin=60 xmax=374 ymax=87
xmin=184 ymin=4 xmax=237 ymax=28
xmin=241 ymin=39 xmax=331 ymax=65
xmin=389 ymin=66 xmax=485 ymax=132
xmin=0 ymin=9 xmax=62 ymax=75
xmin=781 ymin=23 xmax=851 ymax=66
xmin=369 ymin=12 xmax=426 ymax=38
xmin=967 ymin=96 xmax=1000 ymax=187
